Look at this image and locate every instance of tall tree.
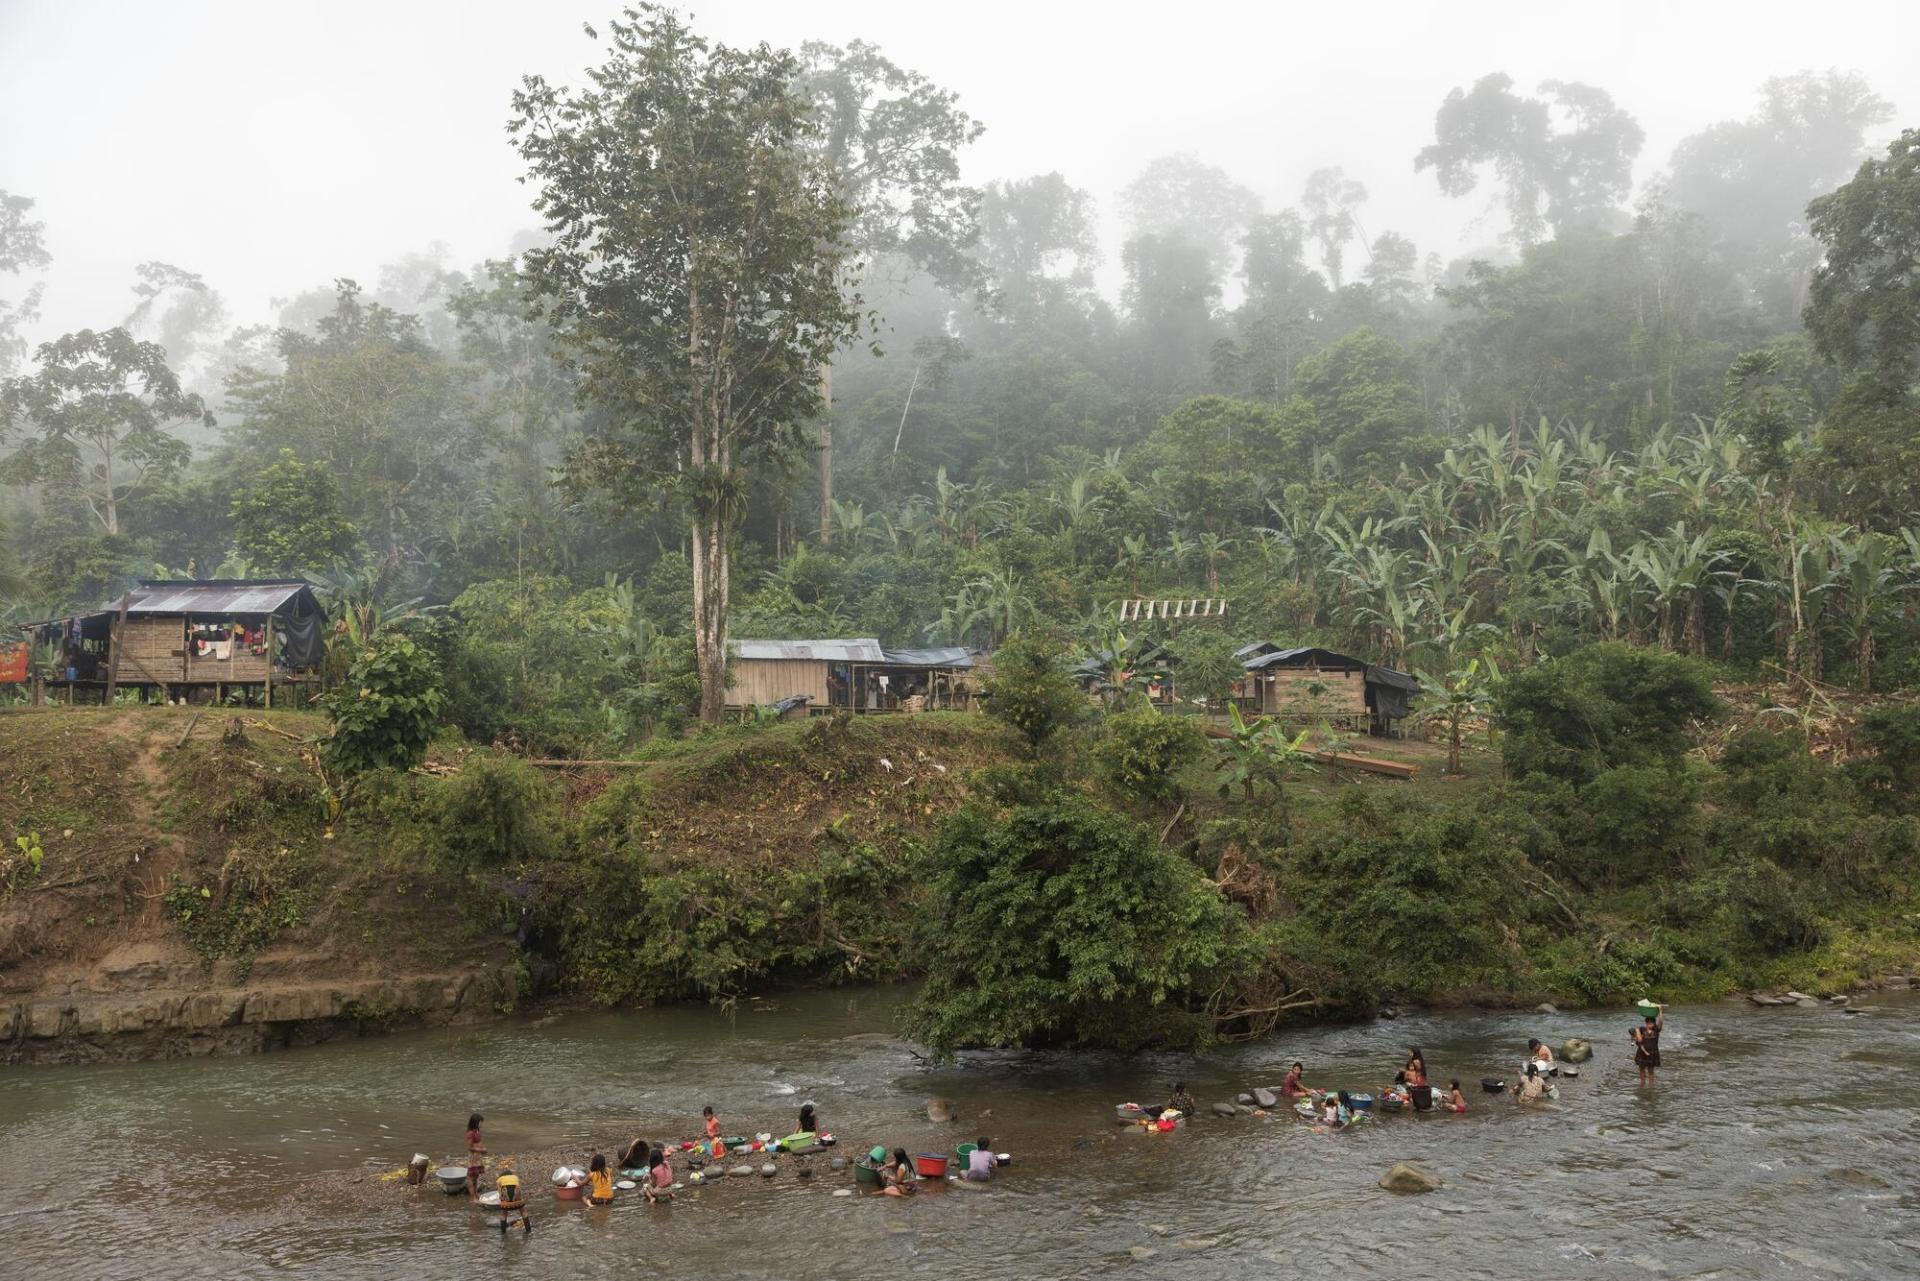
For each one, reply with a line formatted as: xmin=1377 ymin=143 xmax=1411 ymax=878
xmin=976 ymin=172 xmax=1100 ymax=319
xmin=1804 ymin=128 xmax=1920 ymax=523
xmin=1416 ymin=73 xmax=1644 ymax=244
xmin=123 ymin=261 xmax=225 ymax=376
xmin=0 ymin=191 xmax=52 ymax=377
xmin=1666 ymin=71 xmax=1892 ymax=316
xmin=224 ymin=280 xmax=471 ymax=562
xmin=0 ymin=328 xmax=207 ymax=536
xmin=1300 ymin=167 xmax=1369 ymax=287
xmin=511 ymin=6 xmax=866 ymax=723
xmin=1119 ymin=154 xmax=1260 ymax=278
xmin=797 ymin=38 xmax=982 ymax=542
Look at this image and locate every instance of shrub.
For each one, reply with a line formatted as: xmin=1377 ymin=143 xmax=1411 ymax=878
xmin=1093 ymin=708 xmax=1204 ymax=806
xmin=318 ymin=632 xmax=447 ymax=774
xmin=430 ymin=756 xmax=550 ymax=873
xmin=1846 ymin=704 xmax=1920 ymax=815
xmin=1498 ymin=642 xmax=1719 ymax=785
xmin=981 ymin=632 xmax=1085 ymax=753
xmin=902 ymin=787 xmax=1247 ymax=1054
xmin=1667 ymin=857 xmax=1828 ymax=957
xmin=1286 ymin=792 xmax=1533 ymax=998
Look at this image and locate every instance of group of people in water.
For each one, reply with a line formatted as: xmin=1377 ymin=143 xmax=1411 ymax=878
xmin=455 ymin=1095 xmax=998 ymax=1224
xmin=1252 ymin=1006 xmax=1668 ymax=1129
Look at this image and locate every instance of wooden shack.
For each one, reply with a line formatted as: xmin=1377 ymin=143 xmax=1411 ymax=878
xmin=729 ymin=638 xmax=974 ymax=715
xmin=1234 ymin=643 xmax=1419 ymax=735
xmin=20 ymin=579 xmax=326 ymax=704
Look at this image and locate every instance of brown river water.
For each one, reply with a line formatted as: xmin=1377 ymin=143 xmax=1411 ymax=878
xmin=3 ymin=986 xmax=1916 ymax=1278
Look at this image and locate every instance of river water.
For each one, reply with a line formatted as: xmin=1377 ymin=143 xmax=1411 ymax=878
xmin=3 ymin=987 xmax=1916 ymax=1278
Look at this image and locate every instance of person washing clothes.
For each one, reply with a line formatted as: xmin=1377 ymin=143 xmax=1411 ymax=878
xmin=965 ymin=1136 xmax=996 ymax=1182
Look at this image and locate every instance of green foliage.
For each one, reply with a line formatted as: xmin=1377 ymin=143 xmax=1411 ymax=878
xmin=2 ymin=830 xmax=43 ymax=900
xmin=902 ymin=785 xmax=1247 ymax=1053
xmin=1093 ymin=708 xmax=1204 ymax=806
xmin=553 ymin=839 xmax=920 ymax=1007
xmin=162 ymin=852 xmax=305 ymax=980
xmin=981 ymin=631 xmax=1084 ymax=752
xmin=1667 ymin=856 xmax=1827 ymax=957
xmin=1805 ymin=128 xmax=1920 ymax=521
xmin=229 ymin=448 xmax=361 ymax=575
xmin=318 ymin=632 xmax=447 ymax=775
xmin=1499 ymin=643 xmax=1720 ymax=785
xmin=428 ymin=756 xmax=550 ymax=874
xmin=1284 ymin=791 xmax=1532 ymax=1000
xmin=0 ymin=327 xmax=209 ymax=537
xmin=1846 ymin=704 xmax=1920 ymax=815
xmin=1168 ymin=627 xmax=1244 ymax=709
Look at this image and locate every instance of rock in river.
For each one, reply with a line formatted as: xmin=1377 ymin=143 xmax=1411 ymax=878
xmin=1211 ymin=1101 xmax=1238 ymax=1118
xmin=926 ymin=1098 xmax=955 ymax=1123
xmin=1560 ymin=1038 xmax=1593 ymax=1063
xmin=1253 ymin=1087 xmax=1277 ymax=1108
xmin=1235 ymin=1092 xmax=1254 ymax=1106
xmin=1380 ymin=1162 xmax=1442 ymax=1194
xmin=1536 ymin=1003 xmax=1558 ymax=1015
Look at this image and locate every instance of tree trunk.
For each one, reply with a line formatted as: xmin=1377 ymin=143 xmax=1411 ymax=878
xmin=1860 ymin=627 xmax=1874 ymax=694
xmin=690 ymin=498 xmax=729 ymax=726
xmin=817 ymin=360 xmax=834 ymax=544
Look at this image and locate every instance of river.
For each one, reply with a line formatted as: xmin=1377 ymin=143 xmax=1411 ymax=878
xmin=2 ymin=987 xmax=1915 ymax=1278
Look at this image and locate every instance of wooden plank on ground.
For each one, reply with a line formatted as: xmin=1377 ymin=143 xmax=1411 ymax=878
xmin=1312 ymin=750 xmax=1416 ymax=779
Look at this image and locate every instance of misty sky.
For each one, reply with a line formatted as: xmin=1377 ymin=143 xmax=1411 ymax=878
xmin=3 ymin=0 xmax=1914 ymax=347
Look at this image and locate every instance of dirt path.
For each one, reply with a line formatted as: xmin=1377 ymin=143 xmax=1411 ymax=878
xmin=101 ymin=712 xmax=192 ymax=928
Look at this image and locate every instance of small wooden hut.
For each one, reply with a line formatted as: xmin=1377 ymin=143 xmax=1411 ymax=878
xmin=728 ymin=638 xmax=974 ymax=715
xmin=19 ymin=579 xmax=326 ymax=705
xmin=1233 ymin=643 xmax=1419 ymax=735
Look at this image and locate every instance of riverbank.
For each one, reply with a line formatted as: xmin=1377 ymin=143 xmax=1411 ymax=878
xmin=5 ymin=702 xmax=1918 ymax=1065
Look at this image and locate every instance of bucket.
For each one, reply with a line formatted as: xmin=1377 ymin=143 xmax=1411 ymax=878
xmin=1347 ymin=1093 xmax=1375 ymax=1111
xmin=1636 ymin=999 xmax=1660 ymax=1020
xmin=554 ymin=1183 xmax=585 ymax=1201
xmin=407 ymin=1155 xmax=430 ymax=1186
xmin=914 ymin=1153 xmax=949 ymax=1178
xmin=853 ymin=1160 xmax=883 ymax=1187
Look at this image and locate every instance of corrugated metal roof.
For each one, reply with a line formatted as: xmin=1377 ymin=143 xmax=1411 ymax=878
xmin=879 ymin=646 xmax=972 ymax=669
xmin=1242 ymin=646 xmax=1367 ymax=672
xmin=732 ymin=638 xmax=886 ymax=663
xmin=109 ymin=580 xmax=313 ymax=615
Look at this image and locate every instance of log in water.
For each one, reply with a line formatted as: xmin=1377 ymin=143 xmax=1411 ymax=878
xmin=2 ymin=986 xmax=1914 ymax=1278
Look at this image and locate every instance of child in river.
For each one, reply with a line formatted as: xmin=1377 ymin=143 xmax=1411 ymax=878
xmin=1630 ymin=1004 xmax=1664 ymax=1086
xmin=645 ymin=1144 xmax=674 ymax=1203
xmin=1446 ymin=1080 xmax=1468 ymax=1114
xmin=880 ymin=1147 xmax=917 ymax=1196
xmin=1281 ymin=1062 xmax=1308 ymax=1097
xmin=702 ymin=1106 xmax=722 ymax=1141
xmin=965 ymin=1136 xmax=996 ymax=1182
xmin=799 ymin=1102 xmax=818 ymax=1136
xmin=464 ymin=1113 xmax=487 ymax=1198
xmin=586 ymin=1152 xmax=613 ymax=1205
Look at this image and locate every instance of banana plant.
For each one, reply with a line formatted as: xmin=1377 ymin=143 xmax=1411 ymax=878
xmin=1213 ymin=702 xmax=1315 ymax=806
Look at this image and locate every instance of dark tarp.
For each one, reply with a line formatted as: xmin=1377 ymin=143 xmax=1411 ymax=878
xmin=280 ymin=611 xmax=324 ymax=669
xmin=1365 ymin=665 xmax=1419 ymax=720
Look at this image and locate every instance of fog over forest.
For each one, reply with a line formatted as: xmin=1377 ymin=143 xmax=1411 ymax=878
xmin=4 ymin=0 xmax=1913 ymax=350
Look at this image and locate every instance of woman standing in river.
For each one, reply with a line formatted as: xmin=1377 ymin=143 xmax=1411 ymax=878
xmin=1631 ymin=1005 xmax=1664 ymax=1086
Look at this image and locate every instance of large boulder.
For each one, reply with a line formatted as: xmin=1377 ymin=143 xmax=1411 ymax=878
xmin=1211 ymin=1101 xmax=1238 ymax=1118
xmin=926 ymin=1098 xmax=955 ymax=1123
xmin=1380 ymin=1162 xmax=1442 ymax=1194
xmin=1560 ymin=1038 xmax=1593 ymax=1063
xmin=1252 ymin=1087 xmax=1277 ymax=1109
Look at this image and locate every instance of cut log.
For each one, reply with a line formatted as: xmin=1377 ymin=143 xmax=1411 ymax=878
xmin=1312 ymin=751 xmax=1416 ymax=779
